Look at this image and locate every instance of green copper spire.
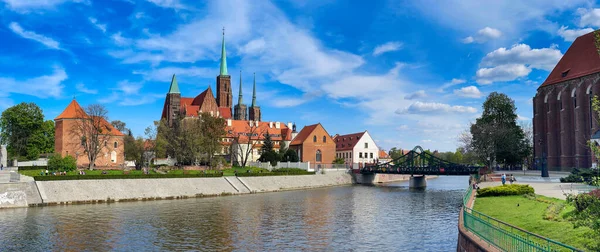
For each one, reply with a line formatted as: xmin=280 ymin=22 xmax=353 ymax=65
xmin=238 ymin=70 xmax=243 ymax=104
xmin=168 ymin=74 xmax=180 ymax=94
xmin=219 ymin=28 xmax=228 ymax=76
xmin=252 ymin=72 xmax=257 ymax=107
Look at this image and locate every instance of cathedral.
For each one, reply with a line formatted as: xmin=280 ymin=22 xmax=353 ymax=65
xmin=161 ymin=31 xmax=261 ymax=124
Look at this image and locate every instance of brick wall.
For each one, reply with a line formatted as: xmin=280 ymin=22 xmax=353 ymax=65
xmin=297 ymin=125 xmax=336 ymax=164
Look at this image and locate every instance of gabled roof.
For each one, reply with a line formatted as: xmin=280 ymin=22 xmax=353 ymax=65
xmin=290 ymin=124 xmax=320 ymax=146
xmin=225 ymin=120 xmax=292 ymax=143
xmin=333 ymin=131 xmax=366 ymax=151
xmin=379 ymin=150 xmax=390 ymax=159
xmin=192 ymin=87 xmax=212 ymax=106
xmin=168 ymin=74 xmax=180 ymax=94
xmin=95 ymin=116 xmax=125 ymax=136
xmin=55 ymin=99 xmax=88 ymax=120
xmin=219 ymin=107 xmax=232 ymax=119
xmin=540 ymin=30 xmax=600 ymax=88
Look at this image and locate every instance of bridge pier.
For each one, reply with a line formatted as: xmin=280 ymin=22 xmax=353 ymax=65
xmin=409 ymin=175 xmax=426 ymax=188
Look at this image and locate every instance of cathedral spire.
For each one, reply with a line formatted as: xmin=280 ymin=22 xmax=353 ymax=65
xmin=168 ymin=74 xmax=180 ymax=94
xmin=238 ymin=70 xmax=243 ymax=105
xmin=252 ymin=72 xmax=257 ymax=107
xmin=219 ymin=27 xmax=228 ymax=76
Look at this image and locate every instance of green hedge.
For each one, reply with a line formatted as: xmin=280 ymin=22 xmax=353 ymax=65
xmin=477 ymin=184 xmax=535 ymax=197
xmin=34 ymin=173 xmax=223 ymax=181
xmin=18 ymin=166 xmax=48 ymax=171
xmin=271 ymin=168 xmax=306 ymax=173
xmin=235 ymin=171 xmax=315 ymax=177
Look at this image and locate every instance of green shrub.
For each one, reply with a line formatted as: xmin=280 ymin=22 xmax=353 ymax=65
xmin=281 ymin=149 xmax=299 ymax=162
xmin=235 ymin=171 xmax=315 ymax=177
xmin=271 ymin=168 xmax=306 ymax=173
xmin=477 ymin=184 xmax=535 ymax=197
xmin=47 ymin=153 xmax=77 ymax=172
xmin=18 ymin=166 xmax=48 ymax=171
xmin=560 ymin=168 xmax=598 ymax=184
xmin=33 ymin=173 xmax=222 ymax=181
xmin=62 ymin=155 xmax=77 ymax=171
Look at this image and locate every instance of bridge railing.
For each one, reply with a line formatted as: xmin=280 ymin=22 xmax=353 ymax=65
xmin=461 ymin=187 xmax=581 ymax=252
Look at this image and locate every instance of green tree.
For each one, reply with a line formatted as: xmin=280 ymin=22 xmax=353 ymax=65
xmin=470 ymin=92 xmax=529 ymax=168
xmin=0 ymin=102 xmax=54 ymax=160
xmin=199 ymin=113 xmax=226 ymax=169
xmin=110 ymin=120 xmax=129 ymax=135
xmin=281 ymin=149 xmax=299 ymax=162
xmin=261 ymin=131 xmax=275 ymax=154
xmin=333 ymin=157 xmax=345 ymax=164
xmin=72 ymin=104 xmax=113 ymax=169
xmin=47 ymin=153 xmax=76 ymax=171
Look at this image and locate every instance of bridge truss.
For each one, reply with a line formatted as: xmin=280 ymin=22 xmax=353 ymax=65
xmin=361 ymin=146 xmax=480 ymax=176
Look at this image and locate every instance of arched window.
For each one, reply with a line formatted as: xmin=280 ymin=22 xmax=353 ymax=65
xmin=573 ymin=89 xmax=578 ymax=108
xmin=589 ymin=87 xmax=594 ymax=129
xmin=323 ymin=136 xmax=326 ymax=143
xmin=114 ymin=141 xmax=118 ymax=148
xmin=313 ymin=135 xmax=317 ymax=142
xmin=81 ymin=136 xmax=86 ymax=146
xmin=316 ymin=150 xmax=322 ymax=162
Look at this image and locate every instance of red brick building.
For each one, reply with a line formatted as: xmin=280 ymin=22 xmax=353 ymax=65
xmin=161 ymin=31 xmax=260 ymax=125
xmin=289 ymin=123 xmax=336 ymax=165
xmin=55 ymin=100 xmax=125 ymax=168
xmin=533 ymin=30 xmax=600 ymax=170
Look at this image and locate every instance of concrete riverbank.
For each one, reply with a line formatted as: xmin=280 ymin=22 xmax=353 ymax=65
xmin=0 ymin=171 xmax=417 ymax=208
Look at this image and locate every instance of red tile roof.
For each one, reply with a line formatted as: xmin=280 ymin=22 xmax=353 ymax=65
xmin=540 ymin=30 xmax=600 ymax=88
xmin=219 ymin=107 xmax=232 ymax=119
xmin=55 ymin=99 xmax=88 ymax=120
xmin=290 ymin=124 xmax=319 ymax=146
xmin=95 ymin=117 xmax=125 ymax=136
xmin=192 ymin=87 xmax=211 ymax=106
xmin=333 ymin=131 xmax=365 ymax=151
xmin=379 ymin=150 xmax=389 ymax=159
xmin=225 ymin=120 xmax=292 ymax=143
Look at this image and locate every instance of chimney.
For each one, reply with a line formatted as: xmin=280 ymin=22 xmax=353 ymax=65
xmin=275 ymin=122 xmax=280 ymax=129
xmin=249 ymin=120 xmax=254 ymax=127
xmin=217 ymin=110 xmax=220 ymax=117
xmin=287 ymin=122 xmax=292 ymax=129
xmin=227 ymin=119 xmax=232 ymax=126
xmin=269 ymin=122 xmax=273 ymax=128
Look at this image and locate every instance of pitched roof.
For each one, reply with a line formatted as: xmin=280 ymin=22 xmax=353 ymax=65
xmin=540 ymin=30 xmax=600 ymax=88
xmin=290 ymin=124 xmax=319 ymax=145
xmin=55 ymin=99 xmax=88 ymax=120
xmin=225 ymin=120 xmax=292 ymax=143
xmin=95 ymin=117 xmax=125 ymax=136
xmin=379 ymin=150 xmax=390 ymax=159
xmin=219 ymin=107 xmax=232 ymax=119
xmin=333 ymin=131 xmax=366 ymax=151
xmin=191 ymin=87 xmax=212 ymax=106
xmin=168 ymin=74 xmax=180 ymax=94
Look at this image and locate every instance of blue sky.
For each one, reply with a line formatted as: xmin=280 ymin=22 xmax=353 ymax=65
xmin=1 ymin=0 xmax=599 ymax=152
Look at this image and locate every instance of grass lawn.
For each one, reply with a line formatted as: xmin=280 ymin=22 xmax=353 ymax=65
xmin=473 ymin=195 xmax=593 ymax=250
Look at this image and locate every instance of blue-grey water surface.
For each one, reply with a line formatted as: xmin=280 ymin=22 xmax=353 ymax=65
xmin=0 ymin=176 xmax=468 ymax=251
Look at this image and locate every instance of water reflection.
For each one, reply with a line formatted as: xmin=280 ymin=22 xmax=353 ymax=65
xmin=0 ymin=176 xmax=468 ymax=251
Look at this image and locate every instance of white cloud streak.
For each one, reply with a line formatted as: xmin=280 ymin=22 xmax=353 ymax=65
xmin=8 ymin=22 xmax=61 ymax=50
xmin=396 ymin=101 xmax=477 ymax=114
xmin=89 ymin=17 xmax=107 ymax=33
xmin=0 ymin=66 xmax=67 ymax=98
xmin=557 ymin=26 xmax=593 ymax=42
xmin=462 ymin=27 xmax=502 ymax=44
xmin=453 ymin=86 xmax=483 ymax=98
xmin=373 ymin=41 xmax=403 ymax=56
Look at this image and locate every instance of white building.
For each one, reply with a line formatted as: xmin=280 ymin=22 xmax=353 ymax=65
xmin=333 ymin=131 xmax=379 ymax=166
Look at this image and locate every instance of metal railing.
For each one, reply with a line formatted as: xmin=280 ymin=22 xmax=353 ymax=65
xmin=461 ymin=187 xmax=582 ymax=252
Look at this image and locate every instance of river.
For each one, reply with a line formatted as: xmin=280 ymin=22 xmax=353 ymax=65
xmin=0 ymin=176 xmax=468 ymax=251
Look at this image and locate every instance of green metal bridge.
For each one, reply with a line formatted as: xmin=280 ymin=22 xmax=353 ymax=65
xmin=361 ymin=146 xmax=481 ymax=175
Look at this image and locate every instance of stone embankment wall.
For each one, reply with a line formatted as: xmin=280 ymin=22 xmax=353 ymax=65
xmin=2 ymin=171 xmax=353 ymax=206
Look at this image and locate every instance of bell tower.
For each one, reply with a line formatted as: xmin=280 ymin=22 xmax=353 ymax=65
xmin=216 ymin=28 xmax=232 ymax=112
xmin=249 ymin=73 xmax=261 ymax=121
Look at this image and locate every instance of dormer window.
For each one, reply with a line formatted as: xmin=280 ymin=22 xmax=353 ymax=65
xmin=561 ymin=69 xmax=570 ymax=78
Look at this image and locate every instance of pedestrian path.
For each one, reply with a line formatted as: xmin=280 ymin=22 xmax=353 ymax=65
xmin=0 ymin=167 xmax=18 ymax=183
xmin=479 ymin=179 xmax=596 ymax=200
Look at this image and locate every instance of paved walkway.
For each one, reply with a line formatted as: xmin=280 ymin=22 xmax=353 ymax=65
xmin=0 ymin=167 xmax=33 ymax=183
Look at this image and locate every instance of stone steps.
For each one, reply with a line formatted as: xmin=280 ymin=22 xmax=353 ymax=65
xmin=224 ymin=177 xmax=251 ymax=193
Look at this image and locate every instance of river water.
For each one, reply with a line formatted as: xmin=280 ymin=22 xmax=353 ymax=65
xmin=0 ymin=176 xmax=468 ymax=251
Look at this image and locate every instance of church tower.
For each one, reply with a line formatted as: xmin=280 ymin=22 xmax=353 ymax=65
xmin=249 ymin=73 xmax=262 ymax=121
xmin=216 ymin=29 xmax=233 ymax=114
xmin=163 ymin=74 xmax=181 ymax=126
xmin=234 ymin=70 xmax=248 ymax=120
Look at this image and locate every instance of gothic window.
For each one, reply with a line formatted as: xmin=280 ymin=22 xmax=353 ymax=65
xmin=591 ymin=91 xmax=594 ymax=129
xmin=323 ymin=136 xmax=326 ymax=143
xmin=316 ymin=150 xmax=322 ymax=162
xmin=560 ymin=100 xmax=563 ymax=110
xmin=81 ymin=136 xmax=86 ymax=146
xmin=574 ymin=93 xmax=578 ymax=108
xmin=114 ymin=141 xmax=118 ymax=148
xmin=313 ymin=135 xmax=317 ymax=142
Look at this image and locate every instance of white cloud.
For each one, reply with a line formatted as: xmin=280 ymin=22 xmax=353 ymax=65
xmin=578 ymin=8 xmax=600 ymax=28
xmin=146 ymin=0 xmax=186 ymax=9
xmin=437 ymin=78 xmax=466 ymax=92
xmin=396 ymin=101 xmax=477 ymax=114
xmin=475 ymin=44 xmax=562 ymax=84
xmin=404 ymin=90 xmax=427 ymax=100
xmin=8 ymin=22 xmax=61 ymax=50
xmin=76 ymin=83 xmax=97 ymax=94
xmin=271 ymin=97 xmax=310 ymax=108
xmin=373 ymin=41 xmax=403 ymax=56
xmin=98 ymin=80 xmax=162 ymax=106
xmin=480 ymin=44 xmax=562 ymax=71
xmin=517 ymin=114 xmax=530 ymax=121
xmin=397 ymin=125 xmax=409 ymax=130
xmin=240 ymin=38 xmax=266 ymax=55
xmin=454 ymin=86 xmax=482 ymax=98
xmin=116 ymin=80 xmax=142 ymax=94
xmin=462 ymin=27 xmax=502 ymax=44
xmin=135 ymin=66 xmax=213 ymax=82
xmin=476 ymin=64 xmax=531 ymax=85
xmin=557 ymin=26 xmax=593 ymax=42
xmin=321 ymin=63 xmax=403 ymax=99
xmin=0 ymin=66 xmax=67 ymax=98
xmin=88 ymin=17 xmax=107 ymax=33
xmin=111 ymin=32 xmax=131 ymax=46
xmin=0 ymin=0 xmax=85 ymax=12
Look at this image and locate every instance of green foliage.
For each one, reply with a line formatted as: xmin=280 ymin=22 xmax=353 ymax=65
xmin=47 ymin=154 xmax=77 ymax=172
xmin=470 ymin=92 xmax=530 ymax=166
xmin=222 ymin=166 xmax=270 ymax=174
xmin=0 ymin=103 xmax=54 ymax=160
xmin=281 ymin=149 xmax=299 ymax=162
xmin=235 ymin=171 xmax=315 ymax=177
xmin=17 ymin=166 xmax=48 ymax=171
xmin=261 ymin=131 xmax=275 ymax=154
xmin=560 ymin=168 xmax=599 ymax=184
xmin=333 ymin=157 xmax=345 ymax=164
xmin=33 ymin=172 xmax=222 ymax=181
xmin=568 ymin=189 xmax=600 ymax=250
xmin=477 ymin=184 xmax=535 ymax=197
xmin=259 ymin=150 xmax=280 ymax=166
xmin=271 ymin=168 xmax=307 ymax=173
xmin=594 ymin=30 xmax=600 ymax=57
